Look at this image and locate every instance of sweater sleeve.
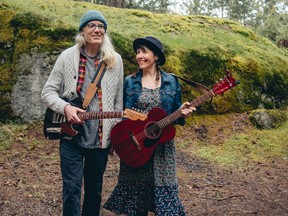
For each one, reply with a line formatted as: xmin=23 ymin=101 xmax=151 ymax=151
xmin=41 ymin=52 xmax=69 ymax=115
xmin=114 ymin=53 xmax=124 ymax=112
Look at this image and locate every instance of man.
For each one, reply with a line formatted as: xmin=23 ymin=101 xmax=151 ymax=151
xmin=41 ymin=10 xmax=124 ymax=216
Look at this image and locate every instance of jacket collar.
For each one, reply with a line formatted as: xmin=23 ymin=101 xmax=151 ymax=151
xmin=132 ymin=69 xmax=171 ymax=84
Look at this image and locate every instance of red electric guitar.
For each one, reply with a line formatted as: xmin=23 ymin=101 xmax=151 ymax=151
xmin=111 ymin=71 xmax=240 ymax=168
xmin=43 ymin=97 xmax=148 ymax=140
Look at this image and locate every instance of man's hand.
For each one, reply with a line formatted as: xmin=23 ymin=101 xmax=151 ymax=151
xmin=64 ymin=104 xmax=85 ymax=124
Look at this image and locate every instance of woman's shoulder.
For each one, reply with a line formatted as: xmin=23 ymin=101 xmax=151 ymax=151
xmin=124 ymin=71 xmax=141 ymax=85
xmin=126 ymin=71 xmax=140 ymax=79
xmin=161 ymin=70 xmax=179 ymax=83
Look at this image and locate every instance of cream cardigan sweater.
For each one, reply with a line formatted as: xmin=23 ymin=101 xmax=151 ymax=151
xmin=41 ymin=44 xmax=124 ymax=148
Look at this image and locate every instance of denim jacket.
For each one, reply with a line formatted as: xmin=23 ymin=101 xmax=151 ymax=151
xmin=124 ymin=70 xmax=185 ymax=126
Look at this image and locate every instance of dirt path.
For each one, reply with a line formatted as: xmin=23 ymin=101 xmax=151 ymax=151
xmin=1 ymin=115 xmax=288 ymax=216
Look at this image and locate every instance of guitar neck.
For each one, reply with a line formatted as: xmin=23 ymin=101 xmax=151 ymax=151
xmin=77 ymin=111 xmax=124 ymax=121
xmin=158 ymin=90 xmax=214 ymax=128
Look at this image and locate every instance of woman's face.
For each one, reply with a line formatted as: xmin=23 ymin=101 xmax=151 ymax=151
xmin=81 ymin=21 xmax=105 ymax=47
xmin=136 ymin=46 xmax=158 ymax=71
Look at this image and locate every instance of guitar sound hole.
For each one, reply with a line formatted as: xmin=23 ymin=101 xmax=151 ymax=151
xmin=144 ymin=121 xmax=161 ymax=139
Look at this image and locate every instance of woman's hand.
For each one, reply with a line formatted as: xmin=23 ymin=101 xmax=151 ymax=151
xmin=180 ymin=102 xmax=196 ymax=117
xmin=64 ymin=104 xmax=85 ymax=124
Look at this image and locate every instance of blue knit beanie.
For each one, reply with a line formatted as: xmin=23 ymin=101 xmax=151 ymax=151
xmin=78 ymin=10 xmax=108 ymax=31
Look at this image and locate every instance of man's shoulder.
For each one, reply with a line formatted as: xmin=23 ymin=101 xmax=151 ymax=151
xmin=63 ymin=44 xmax=78 ymax=53
xmin=113 ymin=51 xmax=123 ymax=62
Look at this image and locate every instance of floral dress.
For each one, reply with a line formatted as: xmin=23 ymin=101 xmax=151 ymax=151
xmin=104 ymin=87 xmax=185 ymax=216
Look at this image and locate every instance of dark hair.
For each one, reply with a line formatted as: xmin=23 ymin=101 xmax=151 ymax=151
xmin=136 ymin=45 xmax=161 ymax=81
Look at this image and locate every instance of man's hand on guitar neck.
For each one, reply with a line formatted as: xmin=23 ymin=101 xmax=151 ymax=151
xmin=180 ymin=102 xmax=196 ymax=117
xmin=64 ymin=104 xmax=85 ymax=124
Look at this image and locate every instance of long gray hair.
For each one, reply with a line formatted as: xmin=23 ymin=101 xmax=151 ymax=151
xmin=75 ymin=33 xmax=116 ymax=68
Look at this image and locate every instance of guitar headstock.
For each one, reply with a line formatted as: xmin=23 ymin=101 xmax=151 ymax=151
xmin=123 ymin=108 xmax=148 ymax=121
xmin=212 ymin=70 xmax=240 ymax=95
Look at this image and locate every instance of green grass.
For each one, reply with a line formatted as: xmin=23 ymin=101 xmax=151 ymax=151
xmin=195 ymin=121 xmax=288 ymax=166
xmin=0 ymin=123 xmax=27 ymax=151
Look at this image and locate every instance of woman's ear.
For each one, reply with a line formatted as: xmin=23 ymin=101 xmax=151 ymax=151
xmin=155 ymin=55 xmax=159 ymax=62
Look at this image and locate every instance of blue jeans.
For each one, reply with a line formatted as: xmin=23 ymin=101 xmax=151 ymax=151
xmin=60 ymin=139 xmax=109 ymax=216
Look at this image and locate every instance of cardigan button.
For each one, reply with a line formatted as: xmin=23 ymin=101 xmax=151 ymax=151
xmin=74 ymin=76 xmax=77 ymax=79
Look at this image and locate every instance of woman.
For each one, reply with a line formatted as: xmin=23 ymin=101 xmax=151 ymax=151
xmin=104 ymin=36 xmax=195 ymax=215
xmin=41 ymin=10 xmax=124 ymax=216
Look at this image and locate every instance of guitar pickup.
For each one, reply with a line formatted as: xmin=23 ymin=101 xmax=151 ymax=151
xmin=46 ymin=127 xmax=62 ymax=133
xmin=52 ymin=113 xmax=66 ymax=123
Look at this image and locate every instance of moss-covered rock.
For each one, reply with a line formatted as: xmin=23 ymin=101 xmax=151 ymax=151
xmin=0 ymin=0 xmax=287 ymax=122
xmin=249 ymin=109 xmax=287 ymax=129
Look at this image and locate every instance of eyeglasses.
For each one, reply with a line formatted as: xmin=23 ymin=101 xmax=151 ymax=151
xmin=86 ymin=23 xmax=106 ymax=32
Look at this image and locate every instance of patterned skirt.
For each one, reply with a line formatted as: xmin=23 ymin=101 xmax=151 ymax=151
xmin=104 ymin=140 xmax=186 ymax=216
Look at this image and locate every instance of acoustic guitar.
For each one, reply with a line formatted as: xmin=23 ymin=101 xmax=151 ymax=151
xmin=111 ymin=71 xmax=239 ymax=168
xmin=43 ymin=97 xmax=147 ymax=140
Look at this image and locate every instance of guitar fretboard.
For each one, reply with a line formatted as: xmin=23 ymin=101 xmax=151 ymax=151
xmin=78 ymin=111 xmax=124 ymax=120
xmin=158 ymin=90 xmax=214 ymax=129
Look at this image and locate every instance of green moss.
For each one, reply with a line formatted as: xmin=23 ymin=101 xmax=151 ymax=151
xmin=0 ymin=10 xmax=15 ymax=41
xmin=0 ymin=126 xmax=12 ymax=151
xmin=195 ymin=119 xmax=288 ymax=166
xmin=182 ymin=46 xmax=230 ymax=86
xmin=10 ymin=12 xmax=50 ymax=30
xmin=249 ymin=109 xmax=288 ymax=129
xmin=110 ymin=32 xmax=137 ymax=75
xmin=130 ymin=10 xmax=155 ymax=19
xmin=10 ymin=12 xmax=76 ymax=55
xmin=0 ymin=63 xmax=14 ymax=89
xmin=38 ymin=27 xmax=77 ymax=41
xmin=164 ymin=55 xmax=182 ymax=74
xmin=229 ymin=22 xmax=254 ymax=38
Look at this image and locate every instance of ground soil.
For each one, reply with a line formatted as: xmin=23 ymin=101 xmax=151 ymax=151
xmin=0 ymin=112 xmax=287 ymax=216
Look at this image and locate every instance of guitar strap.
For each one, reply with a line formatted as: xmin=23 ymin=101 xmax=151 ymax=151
xmin=171 ymin=73 xmax=209 ymax=93
xmin=82 ymin=61 xmax=107 ymax=109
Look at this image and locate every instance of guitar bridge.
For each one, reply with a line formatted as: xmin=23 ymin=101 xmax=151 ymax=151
xmin=129 ymin=131 xmax=142 ymax=151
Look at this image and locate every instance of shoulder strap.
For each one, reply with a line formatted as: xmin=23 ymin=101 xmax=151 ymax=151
xmin=171 ymin=73 xmax=209 ymax=93
xmin=82 ymin=62 xmax=107 ymax=109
